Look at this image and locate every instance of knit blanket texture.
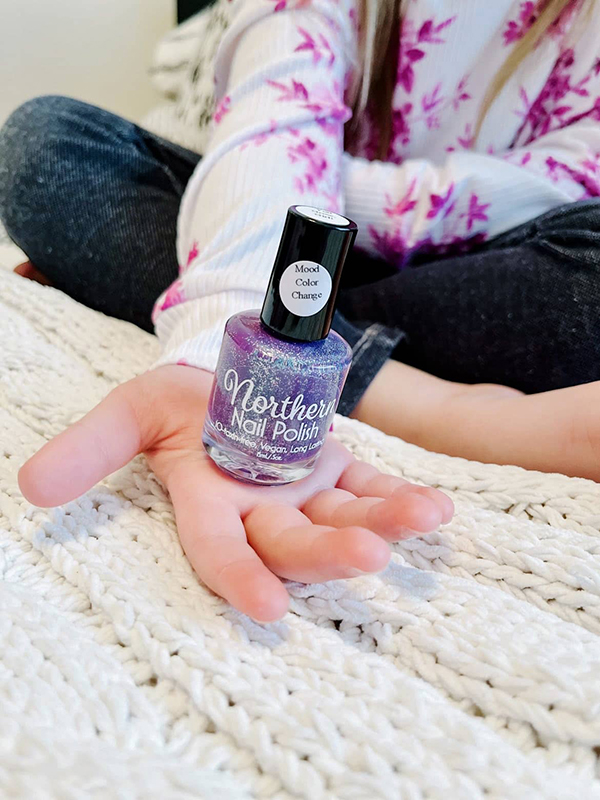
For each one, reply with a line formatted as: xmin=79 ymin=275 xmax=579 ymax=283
xmin=2 ymin=249 xmax=600 ymax=798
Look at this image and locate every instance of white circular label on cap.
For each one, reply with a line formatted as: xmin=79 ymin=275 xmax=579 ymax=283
xmin=295 ymin=206 xmax=350 ymax=227
xmin=279 ymin=261 xmax=332 ymax=317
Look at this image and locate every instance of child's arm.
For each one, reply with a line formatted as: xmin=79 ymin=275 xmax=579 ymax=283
xmin=18 ymin=365 xmax=453 ymax=621
xmin=17 ymin=2 xmax=455 ymax=618
xmin=342 ymin=115 xmax=600 ymax=264
xmin=153 ymin=0 xmax=360 ymax=374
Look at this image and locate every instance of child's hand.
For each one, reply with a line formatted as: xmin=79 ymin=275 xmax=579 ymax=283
xmin=18 ymin=365 xmax=453 ymax=622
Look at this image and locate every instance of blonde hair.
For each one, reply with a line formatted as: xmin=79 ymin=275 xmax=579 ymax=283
xmin=354 ymin=0 xmax=592 ymax=158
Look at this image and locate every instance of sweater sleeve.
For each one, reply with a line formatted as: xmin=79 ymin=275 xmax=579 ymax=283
xmin=153 ymin=0 xmax=358 ymax=372
xmin=343 ymin=113 xmax=600 ymax=264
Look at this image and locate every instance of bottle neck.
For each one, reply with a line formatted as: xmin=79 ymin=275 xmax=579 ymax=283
xmin=259 ymin=315 xmax=330 ymax=344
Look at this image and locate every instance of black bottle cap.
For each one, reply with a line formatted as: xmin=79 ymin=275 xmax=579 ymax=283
xmin=260 ymin=205 xmax=358 ymax=342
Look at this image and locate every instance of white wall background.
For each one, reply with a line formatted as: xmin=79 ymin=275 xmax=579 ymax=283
xmin=0 ymin=0 xmax=175 ymax=127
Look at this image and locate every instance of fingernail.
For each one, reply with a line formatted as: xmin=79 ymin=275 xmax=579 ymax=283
xmin=346 ymin=567 xmax=371 ymax=578
xmin=397 ymin=526 xmax=420 ymax=539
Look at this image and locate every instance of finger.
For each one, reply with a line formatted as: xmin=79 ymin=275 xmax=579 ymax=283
xmin=18 ymin=384 xmax=142 ymax=508
xmin=337 ymin=461 xmax=407 ymax=496
xmin=14 ymin=261 xmax=53 ymax=285
xmin=405 ymin=485 xmax=454 ymax=524
xmin=337 ymin=461 xmax=454 ymax=524
xmin=244 ymin=504 xmax=390 ymax=583
xmin=246 ymin=436 xmax=355 ymax=514
xmin=303 ymin=488 xmax=443 ymax=541
xmin=169 ymin=466 xmax=289 ymax=623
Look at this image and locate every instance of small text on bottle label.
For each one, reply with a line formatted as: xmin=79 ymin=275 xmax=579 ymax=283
xmin=295 ymin=206 xmax=351 ymax=227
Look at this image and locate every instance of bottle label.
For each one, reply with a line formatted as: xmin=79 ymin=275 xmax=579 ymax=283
xmin=210 ymin=368 xmax=338 ymax=463
xmin=295 ymin=206 xmax=351 ymax=227
xmin=279 ymin=260 xmax=332 ymax=317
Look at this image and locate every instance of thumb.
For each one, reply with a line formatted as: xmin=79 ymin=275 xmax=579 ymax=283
xmin=19 ymin=380 xmax=145 ymax=508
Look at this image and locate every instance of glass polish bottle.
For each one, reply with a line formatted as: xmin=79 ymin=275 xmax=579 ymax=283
xmin=202 ymin=205 xmax=358 ymax=485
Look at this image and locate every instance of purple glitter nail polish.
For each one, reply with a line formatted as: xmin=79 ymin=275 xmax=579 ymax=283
xmin=202 ymin=205 xmax=358 ymax=485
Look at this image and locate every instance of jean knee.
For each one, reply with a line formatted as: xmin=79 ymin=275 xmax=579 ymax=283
xmin=0 ymin=95 xmax=86 ymax=231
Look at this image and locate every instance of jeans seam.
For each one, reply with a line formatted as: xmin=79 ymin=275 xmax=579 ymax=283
xmin=338 ymin=323 xmax=404 ymax=416
xmin=138 ymin=131 xmax=199 ymax=195
xmin=537 ymin=236 xmax=600 ymax=267
xmin=351 ymin=325 xmax=379 ymax=365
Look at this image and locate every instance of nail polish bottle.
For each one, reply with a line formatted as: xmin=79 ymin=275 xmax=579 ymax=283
xmin=202 ymin=205 xmax=358 ymax=485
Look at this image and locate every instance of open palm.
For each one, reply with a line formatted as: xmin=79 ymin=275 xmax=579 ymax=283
xmin=19 ymin=365 xmax=453 ymax=621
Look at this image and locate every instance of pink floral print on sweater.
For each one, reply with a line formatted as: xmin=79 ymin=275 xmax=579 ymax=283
xmin=503 ymin=2 xmax=538 ymax=45
xmin=295 ymin=26 xmax=335 ymax=66
xmin=154 ymin=280 xmax=185 ymax=320
xmin=153 ymin=0 xmax=600 ymax=376
xmin=517 ymin=48 xmax=600 ymax=142
xmin=504 ymin=0 xmax=581 ymax=45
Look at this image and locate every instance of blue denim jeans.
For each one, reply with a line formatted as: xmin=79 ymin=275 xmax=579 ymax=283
xmin=1 ymin=95 xmax=600 ymax=414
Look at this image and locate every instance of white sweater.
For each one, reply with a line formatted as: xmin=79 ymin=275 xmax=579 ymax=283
xmin=153 ymin=0 xmax=600 ymax=372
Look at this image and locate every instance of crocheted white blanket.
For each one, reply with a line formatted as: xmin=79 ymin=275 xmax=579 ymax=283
xmin=2 ymin=259 xmax=600 ymax=799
